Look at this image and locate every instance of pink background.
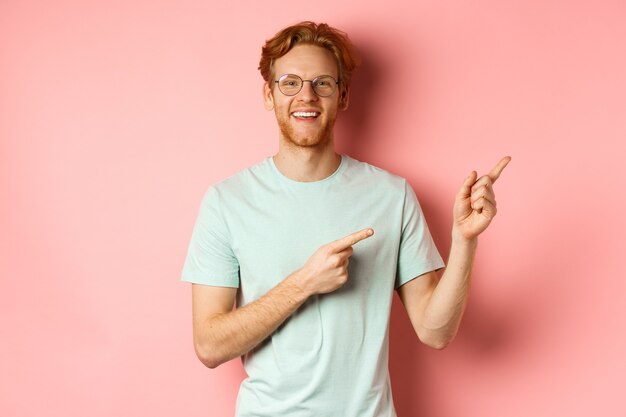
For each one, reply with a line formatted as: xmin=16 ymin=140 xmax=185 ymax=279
xmin=2 ymin=1 xmax=625 ymax=416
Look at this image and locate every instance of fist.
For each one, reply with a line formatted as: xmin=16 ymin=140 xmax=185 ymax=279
xmin=453 ymin=156 xmax=511 ymax=241
xmin=296 ymin=228 xmax=374 ymax=295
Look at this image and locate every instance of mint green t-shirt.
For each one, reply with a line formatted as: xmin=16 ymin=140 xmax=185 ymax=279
xmin=181 ymin=154 xmax=444 ymax=417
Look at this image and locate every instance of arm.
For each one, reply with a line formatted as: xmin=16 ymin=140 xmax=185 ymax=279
xmin=397 ymin=156 xmax=510 ymax=349
xmin=397 ymin=235 xmax=476 ymax=349
xmin=190 ymin=228 xmax=374 ymax=368
xmin=191 ymin=274 xmax=308 ymax=368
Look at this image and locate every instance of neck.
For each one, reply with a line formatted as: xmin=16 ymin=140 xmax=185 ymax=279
xmin=273 ymin=139 xmax=341 ymax=182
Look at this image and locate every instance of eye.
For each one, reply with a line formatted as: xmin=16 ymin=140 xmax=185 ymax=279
xmin=279 ymin=76 xmax=301 ymax=88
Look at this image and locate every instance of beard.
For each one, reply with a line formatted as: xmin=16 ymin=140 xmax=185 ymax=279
xmin=275 ymin=112 xmax=336 ymax=149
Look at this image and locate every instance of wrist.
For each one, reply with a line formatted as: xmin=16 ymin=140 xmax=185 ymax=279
xmin=285 ymin=269 xmax=314 ymax=301
xmin=451 ymin=226 xmax=478 ymax=249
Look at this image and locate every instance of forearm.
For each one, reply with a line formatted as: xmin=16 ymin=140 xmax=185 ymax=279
xmin=194 ymin=228 xmax=372 ymax=367
xmin=420 ymin=231 xmax=477 ymax=345
xmin=195 ymin=270 xmax=310 ymax=368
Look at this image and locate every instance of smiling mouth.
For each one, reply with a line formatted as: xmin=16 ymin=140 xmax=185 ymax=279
xmin=291 ymin=111 xmax=320 ymax=119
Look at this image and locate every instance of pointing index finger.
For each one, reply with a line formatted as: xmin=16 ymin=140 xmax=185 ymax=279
xmin=488 ymin=156 xmax=512 ymax=183
xmin=331 ymin=228 xmax=374 ymax=252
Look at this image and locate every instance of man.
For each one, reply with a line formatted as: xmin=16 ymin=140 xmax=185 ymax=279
xmin=181 ymin=21 xmax=510 ymax=417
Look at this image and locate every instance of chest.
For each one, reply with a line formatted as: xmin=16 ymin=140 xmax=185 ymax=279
xmin=224 ymin=187 xmax=403 ymax=302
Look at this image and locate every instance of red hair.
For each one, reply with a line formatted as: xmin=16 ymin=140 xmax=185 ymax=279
xmin=259 ymin=21 xmax=360 ymax=90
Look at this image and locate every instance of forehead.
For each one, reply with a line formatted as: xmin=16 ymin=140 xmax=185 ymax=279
xmin=272 ymin=44 xmax=338 ymax=78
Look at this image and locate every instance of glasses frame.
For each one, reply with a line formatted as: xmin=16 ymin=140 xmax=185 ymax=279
xmin=274 ymin=74 xmax=341 ymax=97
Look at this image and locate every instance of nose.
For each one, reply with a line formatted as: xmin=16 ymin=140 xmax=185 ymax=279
xmin=297 ymin=81 xmax=318 ymax=102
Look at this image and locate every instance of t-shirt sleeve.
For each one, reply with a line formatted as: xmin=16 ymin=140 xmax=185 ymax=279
xmin=180 ymin=186 xmax=240 ymax=287
xmin=395 ymin=180 xmax=445 ymax=289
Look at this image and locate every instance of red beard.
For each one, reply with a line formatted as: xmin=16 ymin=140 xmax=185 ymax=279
xmin=275 ymin=112 xmax=336 ymax=148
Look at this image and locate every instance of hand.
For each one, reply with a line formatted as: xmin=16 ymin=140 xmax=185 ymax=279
xmin=295 ymin=228 xmax=374 ymax=295
xmin=453 ymin=157 xmax=511 ymax=241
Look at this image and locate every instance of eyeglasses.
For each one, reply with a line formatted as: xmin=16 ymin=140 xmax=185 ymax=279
xmin=274 ymin=74 xmax=340 ymax=97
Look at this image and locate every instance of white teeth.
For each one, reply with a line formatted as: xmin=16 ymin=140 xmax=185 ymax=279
xmin=292 ymin=111 xmax=319 ymax=118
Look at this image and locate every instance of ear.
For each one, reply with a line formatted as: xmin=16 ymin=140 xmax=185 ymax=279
xmin=338 ymin=86 xmax=350 ymax=111
xmin=263 ymin=82 xmax=274 ymax=111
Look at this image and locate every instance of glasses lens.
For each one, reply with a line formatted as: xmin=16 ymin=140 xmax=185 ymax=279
xmin=312 ymin=76 xmax=337 ymax=97
xmin=278 ymin=75 xmax=302 ymax=96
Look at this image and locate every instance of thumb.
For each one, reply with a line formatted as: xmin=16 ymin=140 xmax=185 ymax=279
xmin=457 ymin=171 xmax=477 ymax=198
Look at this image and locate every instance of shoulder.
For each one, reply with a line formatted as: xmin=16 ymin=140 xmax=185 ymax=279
xmin=343 ymin=155 xmax=409 ymax=194
xmin=203 ymin=156 xmax=273 ymax=198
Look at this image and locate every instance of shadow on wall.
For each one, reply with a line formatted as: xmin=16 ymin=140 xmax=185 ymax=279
xmin=388 ymin=186 xmax=576 ymax=415
xmin=388 ymin=194 xmax=528 ymax=417
xmin=334 ymin=36 xmax=531 ymax=416
xmin=335 ymin=44 xmax=387 ymax=159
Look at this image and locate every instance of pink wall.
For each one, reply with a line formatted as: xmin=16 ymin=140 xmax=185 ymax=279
xmin=2 ymin=1 xmax=625 ymax=416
